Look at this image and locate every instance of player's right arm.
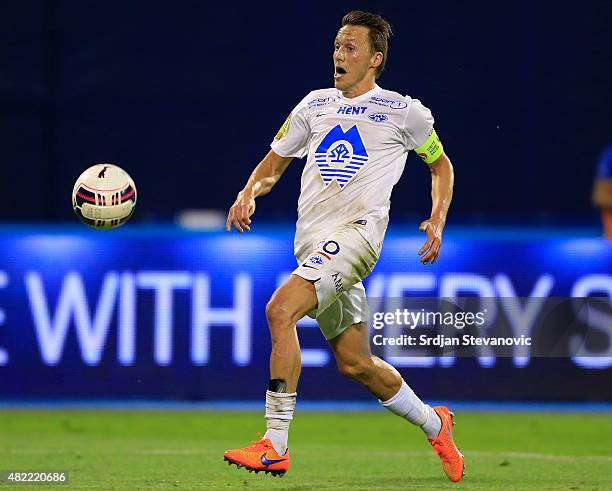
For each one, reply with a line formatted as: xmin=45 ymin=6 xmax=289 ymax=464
xmin=226 ymin=150 xmax=293 ymax=233
xmin=226 ymin=93 xmax=312 ymax=233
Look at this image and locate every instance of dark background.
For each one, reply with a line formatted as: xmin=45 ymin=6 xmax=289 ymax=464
xmin=1 ymin=0 xmax=611 ymax=222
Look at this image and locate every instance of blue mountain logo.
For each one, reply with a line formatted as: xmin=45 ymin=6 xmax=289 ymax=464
xmin=314 ymin=125 xmax=369 ymax=189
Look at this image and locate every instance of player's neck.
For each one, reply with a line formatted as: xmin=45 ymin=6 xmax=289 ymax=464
xmin=340 ymin=79 xmax=377 ymax=99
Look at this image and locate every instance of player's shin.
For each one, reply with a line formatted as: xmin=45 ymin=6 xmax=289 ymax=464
xmin=379 ymin=378 xmax=442 ymax=439
xmin=263 ymin=379 xmax=296 ymax=455
xmin=369 ymin=357 xmax=441 ymax=438
xmin=269 ymin=326 xmax=301 ymax=392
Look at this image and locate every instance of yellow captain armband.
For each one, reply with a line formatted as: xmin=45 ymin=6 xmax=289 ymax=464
xmin=414 ymin=128 xmax=444 ymax=164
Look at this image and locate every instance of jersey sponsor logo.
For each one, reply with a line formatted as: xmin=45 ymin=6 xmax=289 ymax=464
xmin=368 ymin=113 xmax=388 ymax=123
xmin=274 ymin=113 xmax=291 ymax=141
xmin=302 ymin=250 xmax=332 ymax=269
xmin=309 ymin=255 xmax=324 ymax=265
xmin=307 ymin=96 xmax=338 ymax=107
xmin=337 ymin=106 xmax=367 ymax=115
xmin=314 ymin=124 xmax=369 ymax=189
xmin=369 ymin=96 xmax=408 ymax=109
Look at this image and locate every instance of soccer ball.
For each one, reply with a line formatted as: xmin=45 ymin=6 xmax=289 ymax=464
xmin=72 ymin=163 xmax=137 ymax=229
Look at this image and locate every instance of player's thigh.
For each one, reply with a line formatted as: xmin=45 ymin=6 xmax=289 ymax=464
xmin=267 ymin=274 xmax=318 ymax=325
xmin=328 ymin=321 xmax=372 ymax=366
xmin=315 ymin=281 xmax=368 ymax=340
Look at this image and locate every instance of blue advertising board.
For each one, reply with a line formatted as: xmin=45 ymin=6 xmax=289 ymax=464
xmin=0 ymin=226 xmax=610 ymax=401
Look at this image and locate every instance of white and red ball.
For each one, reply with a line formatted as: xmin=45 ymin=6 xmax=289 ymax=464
xmin=72 ymin=164 xmax=137 ymax=229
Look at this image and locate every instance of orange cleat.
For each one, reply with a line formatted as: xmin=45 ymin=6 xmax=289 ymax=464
xmin=224 ymin=434 xmax=290 ymax=477
xmin=428 ymin=406 xmax=465 ymax=482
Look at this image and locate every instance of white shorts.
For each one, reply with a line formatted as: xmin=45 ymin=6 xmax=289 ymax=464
xmin=292 ymin=226 xmax=378 ymax=340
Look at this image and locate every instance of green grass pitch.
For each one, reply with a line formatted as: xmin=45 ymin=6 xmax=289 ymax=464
xmin=1 ymin=410 xmax=611 ymax=490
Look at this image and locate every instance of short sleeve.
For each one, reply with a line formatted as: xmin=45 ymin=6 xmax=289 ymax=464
xmin=402 ymin=98 xmax=435 ymax=150
xmin=270 ymin=94 xmax=311 ymax=159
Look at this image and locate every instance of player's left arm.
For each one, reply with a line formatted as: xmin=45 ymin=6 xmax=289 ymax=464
xmin=418 ymin=149 xmax=454 ymax=265
xmin=403 ymin=99 xmax=454 ymax=264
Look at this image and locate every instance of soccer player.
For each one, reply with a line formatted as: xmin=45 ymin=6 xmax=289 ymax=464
xmin=224 ymin=10 xmax=463 ymax=482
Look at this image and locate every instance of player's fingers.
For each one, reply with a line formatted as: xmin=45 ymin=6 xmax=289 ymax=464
xmin=425 ymin=240 xmax=440 ymax=264
xmin=243 ymin=211 xmax=252 ymax=224
xmin=421 ymin=238 xmax=440 ymax=264
xmin=237 ymin=217 xmax=250 ymax=232
xmin=418 ymin=240 xmax=433 ymax=256
xmin=226 ymin=207 xmax=237 ymax=232
xmin=231 ymin=215 xmax=244 ymax=233
xmin=419 ymin=221 xmax=429 ymax=232
xmin=225 ymin=211 xmax=232 ymax=232
xmin=243 ymin=205 xmax=253 ymax=224
xmin=428 ymin=244 xmax=441 ymax=265
xmin=238 ymin=206 xmax=251 ymax=231
xmin=245 ymin=203 xmax=253 ymax=225
xmin=431 ymin=242 xmax=442 ymax=264
xmin=421 ymin=251 xmax=434 ymax=264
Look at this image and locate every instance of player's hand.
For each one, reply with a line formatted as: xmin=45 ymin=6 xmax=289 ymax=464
xmin=418 ymin=218 xmax=444 ymax=265
xmin=226 ymin=189 xmax=256 ymax=233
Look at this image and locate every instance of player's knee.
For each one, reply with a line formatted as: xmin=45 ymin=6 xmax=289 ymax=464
xmin=265 ymin=298 xmax=293 ymax=332
xmin=337 ymin=357 xmax=373 ymax=382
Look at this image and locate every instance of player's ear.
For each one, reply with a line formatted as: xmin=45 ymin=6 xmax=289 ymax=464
xmin=371 ymin=52 xmax=383 ymax=70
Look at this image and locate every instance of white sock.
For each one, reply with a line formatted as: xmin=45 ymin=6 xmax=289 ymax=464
xmin=263 ymin=390 xmax=296 ymax=454
xmin=379 ymin=380 xmax=442 ymax=439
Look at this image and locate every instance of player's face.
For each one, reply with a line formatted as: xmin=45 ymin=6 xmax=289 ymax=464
xmin=333 ymin=25 xmax=380 ymax=93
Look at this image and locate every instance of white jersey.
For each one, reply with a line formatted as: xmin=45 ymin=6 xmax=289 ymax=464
xmin=270 ymin=84 xmax=435 ymax=257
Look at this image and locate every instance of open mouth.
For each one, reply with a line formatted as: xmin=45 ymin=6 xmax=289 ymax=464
xmin=334 ymin=66 xmax=347 ymax=79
